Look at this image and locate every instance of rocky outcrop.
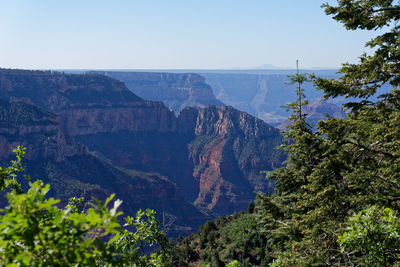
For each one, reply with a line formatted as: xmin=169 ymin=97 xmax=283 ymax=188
xmin=0 ymin=69 xmax=178 ymax=135
xmin=61 ymin=101 xmax=177 ymax=136
xmin=94 ymin=71 xmax=224 ymax=113
xmin=0 ymin=99 xmax=87 ymax=161
xmin=276 ymin=98 xmax=347 ymax=129
xmin=184 ymin=106 xmax=283 ymax=213
xmin=190 ymin=105 xmax=278 ymax=137
xmin=72 ymin=105 xmax=284 ymax=215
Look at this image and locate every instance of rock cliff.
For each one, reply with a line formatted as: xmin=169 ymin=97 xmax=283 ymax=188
xmin=94 ymin=71 xmax=224 ymax=113
xmin=302 ymin=98 xmax=346 ymax=122
xmin=184 ymin=106 xmax=282 ymax=213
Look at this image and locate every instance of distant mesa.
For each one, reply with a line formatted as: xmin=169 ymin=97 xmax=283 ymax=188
xmin=254 ymin=64 xmax=284 ymax=69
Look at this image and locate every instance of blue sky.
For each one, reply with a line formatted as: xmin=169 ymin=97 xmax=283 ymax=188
xmin=0 ymin=1 xmax=382 ymax=69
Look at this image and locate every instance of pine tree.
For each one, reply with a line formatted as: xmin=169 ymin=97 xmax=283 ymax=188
xmin=258 ymin=0 xmax=400 ymax=265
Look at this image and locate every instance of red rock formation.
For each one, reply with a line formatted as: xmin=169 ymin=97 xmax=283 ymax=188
xmin=185 ymin=106 xmax=283 ymax=214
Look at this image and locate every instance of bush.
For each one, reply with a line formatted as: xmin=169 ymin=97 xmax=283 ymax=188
xmin=0 ymin=147 xmax=169 ymax=266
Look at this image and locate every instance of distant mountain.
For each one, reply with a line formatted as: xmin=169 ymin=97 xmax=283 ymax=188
xmin=0 ymin=68 xmax=285 ymax=226
xmin=92 ymin=71 xmax=224 ymax=114
xmin=255 ymin=64 xmax=285 ymax=69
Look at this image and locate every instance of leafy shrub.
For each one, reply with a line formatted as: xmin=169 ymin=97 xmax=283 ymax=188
xmin=0 ymin=147 xmax=169 ymax=266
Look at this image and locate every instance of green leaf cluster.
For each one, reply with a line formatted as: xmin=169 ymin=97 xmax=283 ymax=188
xmin=0 ymin=149 xmax=170 ymax=266
xmin=169 ymin=211 xmax=271 ymax=267
xmin=0 ymin=145 xmax=26 ymax=194
xmin=338 ymin=205 xmax=400 ymax=266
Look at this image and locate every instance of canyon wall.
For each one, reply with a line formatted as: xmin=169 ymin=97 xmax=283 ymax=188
xmin=0 ymin=68 xmax=285 ymax=218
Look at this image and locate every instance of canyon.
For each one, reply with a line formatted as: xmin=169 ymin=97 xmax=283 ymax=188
xmin=0 ymin=68 xmax=285 ymax=234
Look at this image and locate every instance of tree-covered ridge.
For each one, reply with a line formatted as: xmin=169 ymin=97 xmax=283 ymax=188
xmin=0 ymin=68 xmax=143 ymax=112
xmin=0 ymin=99 xmax=57 ymax=127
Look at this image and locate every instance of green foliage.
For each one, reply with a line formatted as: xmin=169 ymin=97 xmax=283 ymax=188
xmin=116 ymin=209 xmax=170 ymax=266
xmin=314 ymin=0 xmax=400 ymax=105
xmin=0 ymin=148 xmax=170 ymax=266
xmin=227 ymin=260 xmax=241 ymax=267
xmin=199 ymin=220 xmax=217 ymax=249
xmin=284 ymin=60 xmax=310 ymax=121
xmin=170 ymin=212 xmax=270 ymax=267
xmin=0 ymin=145 xmax=26 ymax=193
xmin=338 ymin=206 xmax=400 ymax=266
xmin=247 ymin=201 xmax=255 ymax=214
xmin=0 ymin=181 xmax=121 ymax=266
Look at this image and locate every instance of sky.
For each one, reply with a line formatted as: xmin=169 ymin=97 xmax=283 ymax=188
xmin=0 ymin=1 xmax=383 ymax=70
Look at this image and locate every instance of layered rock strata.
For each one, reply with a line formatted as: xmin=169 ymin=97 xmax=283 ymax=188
xmin=94 ymin=71 xmax=224 ymax=113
